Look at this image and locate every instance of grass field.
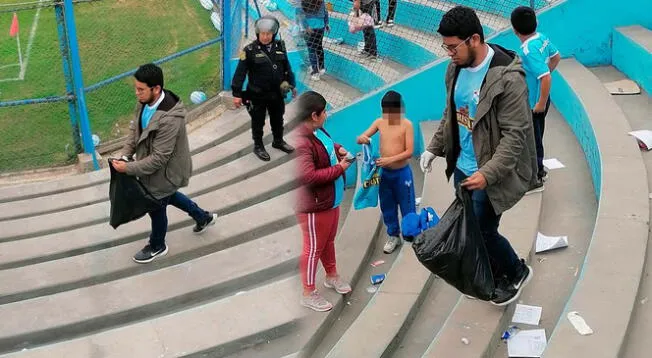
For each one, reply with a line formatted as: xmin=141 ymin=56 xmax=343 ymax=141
xmin=0 ymin=0 xmax=222 ymax=172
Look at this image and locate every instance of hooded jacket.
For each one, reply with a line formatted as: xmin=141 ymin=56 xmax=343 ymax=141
xmin=295 ymin=123 xmax=346 ymax=213
xmin=427 ymin=44 xmax=538 ymax=214
xmin=120 ymin=90 xmax=192 ymax=199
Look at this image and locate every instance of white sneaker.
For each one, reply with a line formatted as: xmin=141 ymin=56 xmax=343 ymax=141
xmin=310 ymin=73 xmax=320 ymax=81
xmin=386 ymin=20 xmax=395 ymax=27
xmin=324 ymin=276 xmax=352 ymax=294
xmin=319 ymin=68 xmax=326 ymax=75
xmin=300 ymin=290 xmax=333 ymax=312
xmin=383 ymin=236 xmax=401 ymax=254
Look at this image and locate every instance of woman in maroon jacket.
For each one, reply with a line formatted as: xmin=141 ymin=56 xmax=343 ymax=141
xmin=295 ymin=91 xmax=353 ymax=312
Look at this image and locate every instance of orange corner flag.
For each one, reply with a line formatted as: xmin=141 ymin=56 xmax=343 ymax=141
xmin=10 ymin=13 xmax=19 ymax=38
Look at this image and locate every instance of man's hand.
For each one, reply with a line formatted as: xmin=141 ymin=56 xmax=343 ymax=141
xmin=461 ymin=171 xmax=487 ymax=190
xmin=419 ymin=151 xmax=436 ymax=173
xmin=533 ymin=102 xmax=546 ymax=113
xmin=376 ymin=157 xmax=394 ymax=168
xmin=233 ymin=97 xmax=243 ymax=108
xmin=292 ymin=88 xmax=298 ymax=98
xmin=111 ymin=160 xmax=128 ymax=173
xmin=357 ymin=135 xmax=370 ymax=144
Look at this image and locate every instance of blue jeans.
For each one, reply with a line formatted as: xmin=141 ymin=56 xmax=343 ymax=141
xmin=148 ymin=191 xmax=210 ymax=250
xmin=379 ymin=165 xmax=416 ymax=237
xmin=453 ymin=169 xmax=522 ymax=281
xmin=304 ymin=27 xmax=325 ymax=74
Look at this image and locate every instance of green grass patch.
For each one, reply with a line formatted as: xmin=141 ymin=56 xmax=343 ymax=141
xmin=0 ymin=0 xmax=222 ymax=172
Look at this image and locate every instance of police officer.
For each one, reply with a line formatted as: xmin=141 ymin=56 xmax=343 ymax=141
xmin=232 ymin=15 xmax=297 ymax=161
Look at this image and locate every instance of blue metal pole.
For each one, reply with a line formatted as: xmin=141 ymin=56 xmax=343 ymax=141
xmin=222 ymin=0 xmax=233 ymax=90
xmin=63 ymin=0 xmax=98 ymax=170
xmin=54 ymin=4 xmax=82 ymax=156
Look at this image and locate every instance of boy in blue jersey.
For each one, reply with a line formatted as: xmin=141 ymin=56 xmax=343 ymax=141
xmin=511 ymin=6 xmax=561 ymax=186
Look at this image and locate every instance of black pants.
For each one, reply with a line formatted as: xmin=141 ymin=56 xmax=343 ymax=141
xmin=532 ymin=98 xmax=551 ymax=178
xmin=360 ymin=3 xmax=378 ymax=56
xmin=374 ymin=0 xmax=397 ymax=22
xmin=247 ymin=93 xmax=285 ymax=145
xmin=304 ymin=28 xmax=325 ymax=74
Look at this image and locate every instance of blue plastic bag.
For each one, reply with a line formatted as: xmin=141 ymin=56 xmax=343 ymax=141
xmin=401 ymin=206 xmax=440 ymax=237
xmin=353 ymin=140 xmax=382 ymax=210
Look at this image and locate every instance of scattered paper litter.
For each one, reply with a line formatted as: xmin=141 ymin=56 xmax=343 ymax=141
xmin=461 ymin=337 xmax=470 ymax=345
xmin=512 ymin=304 xmax=543 ymax=326
xmin=536 ymin=232 xmax=569 ymax=253
xmin=542 ymin=158 xmax=565 ymax=170
xmin=604 ymin=79 xmax=641 ymax=95
xmin=567 ymin=311 xmax=593 ymax=335
xmin=371 ymin=260 xmax=385 ymax=267
xmin=629 ymin=130 xmax=652 ymax=151
xmin=507 ymin=329 xmax=547 ymax=357
xmin=366 ymin=285 xmax=378 ymax=293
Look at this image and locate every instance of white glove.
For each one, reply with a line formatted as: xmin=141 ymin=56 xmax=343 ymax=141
xmin=420 ymin=151 xmax=436 ymax=173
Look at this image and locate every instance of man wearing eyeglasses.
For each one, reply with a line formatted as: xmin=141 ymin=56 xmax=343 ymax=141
xmin=112 ymin=63 xmax=217 ymax=264
xmin=420 ymin=6 xmax=538 ymax=306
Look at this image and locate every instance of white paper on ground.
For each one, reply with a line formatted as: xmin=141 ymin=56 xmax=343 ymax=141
xmin=629 ymin=130 xmax=652 ymax=150
xmin=512 ymin=304 xmax=543 ymax=326
xmin=567 ymin=311 xmax=594 ymax=335
xmin=542 ymin=158 xmax=565 ymax=170
xmin=536 ymin=232 xmax=569 ymax=253
xmin=507 ymin=329 xmax=547 ymax=357
xmin=604 ymin=79 xmax=641 ymax=95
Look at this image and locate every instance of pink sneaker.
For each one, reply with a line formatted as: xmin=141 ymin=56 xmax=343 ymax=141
xmin=324 ymin=276 xmax=352 ymax=294
xmin=300 ymin=290 xmax=333 ymax=312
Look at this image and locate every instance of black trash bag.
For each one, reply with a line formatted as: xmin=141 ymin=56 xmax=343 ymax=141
xmin=108 ymin=159 xmax=161 ymax=229
xmin=412 ymin=185 xmax=495 ymax=300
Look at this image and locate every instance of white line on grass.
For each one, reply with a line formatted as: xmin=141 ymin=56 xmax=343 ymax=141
xmin=0 ymin=64 xmax=21 ymax=70
xmin=19 ymin=0 xmax=45 ymax=80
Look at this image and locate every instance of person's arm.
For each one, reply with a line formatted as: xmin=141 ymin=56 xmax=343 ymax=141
xmin=535 ymin=74 xmax=551 ymax=113
xmin=357 ymin=119 xmax=379 ymax=143
xmin=296 ymin=138 xmax=345 ymax=186
xmin=386 ymin=120 xmax=414 ymax=163
xmin=125 ymin=114 xmax=181 ymax=177
xmin=231 ymin=50 xmax=248 ymax=99
xmin=548 ymin=52 xmax=561 ymax=72
xmin=477 ymin=72 xmax=530 ymax=186
xmin=280 ymin=40 xmax=296 ymax=88
xmin=524 ymin=48 xmax=551 ymax=113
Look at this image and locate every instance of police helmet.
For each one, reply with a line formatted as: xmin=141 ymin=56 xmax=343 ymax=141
xmin=255 ymin=16 xmax=280 ymax=36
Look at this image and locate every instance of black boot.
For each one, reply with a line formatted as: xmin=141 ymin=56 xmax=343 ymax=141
xmin=253 ymin=144 xmax=270 ymax=161
xmin=272 ymin=139 xmax=295 ymax=154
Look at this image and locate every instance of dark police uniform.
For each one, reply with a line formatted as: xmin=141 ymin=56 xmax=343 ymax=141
xmin=231 ymin=39 xmax=296 ymax=147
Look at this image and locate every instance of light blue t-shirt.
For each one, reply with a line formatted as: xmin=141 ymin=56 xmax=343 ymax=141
xmin=141 ymin=91 xmax=165 ymax=129
xmin=314 ymin=129 xmax=343 ymax=208
xmin=518 ymin=32 xmax=559 ymax=108
xmin=453 ymin=46 xmax=494 ymax=176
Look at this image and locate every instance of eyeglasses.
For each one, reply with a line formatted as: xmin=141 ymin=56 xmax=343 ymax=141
xmin=441 ymin=37 xmax=471 ymax=55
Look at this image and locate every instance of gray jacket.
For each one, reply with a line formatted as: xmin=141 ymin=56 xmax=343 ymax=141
xmin=427 ymin=44 xmax=538 ymax=214
xmin=120 ymin=90 xmax=192 ymax=199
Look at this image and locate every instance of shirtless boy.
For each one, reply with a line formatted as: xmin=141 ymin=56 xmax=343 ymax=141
xmin=357 ymin=90 xmax=416 ymax=254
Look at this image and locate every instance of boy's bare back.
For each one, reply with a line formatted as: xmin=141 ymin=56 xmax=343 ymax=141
xmin=378 ymin=117 xmax=413 ymax=169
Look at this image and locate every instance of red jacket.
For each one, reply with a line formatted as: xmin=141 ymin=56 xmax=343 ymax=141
xmin=295 ymin=124 xmax=345 ymax=213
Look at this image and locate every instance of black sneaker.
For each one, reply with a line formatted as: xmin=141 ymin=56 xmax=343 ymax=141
xmin=133 ymin=244 xmax=168 ymax=264
xmin=193 ymin=213 xmax=218 ymax=234
xmin=491 ymin=260 xmax=533 ymax=306
xmin=272 ymin=140 xmax=295 ymax=154
xmin=526 ymin=180 xmax=544 ymax=195
xmin=539 ymin=169 xmax=549 ymax=182
xmin=254 ymin=145 xmax=271 ymax=161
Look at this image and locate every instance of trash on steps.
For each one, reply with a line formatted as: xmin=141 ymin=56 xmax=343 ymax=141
xmin=604 ymin=79 xmax=641 ymax=95
xmin=371 ymin=259 xmax=385 ymax=267
xmin=371 ymin=273 xmax=386 ymax=284
xmin=542 ymin=158 xmax=566 ymax=170
xmin=461 ymin=337 xmax=470 ymax=345
xmin=567 ymin=311 xmax=594 ymax=335
xmin=536 ymin=232 xmax=569 ymax=253
xmin=628 ymin=130 xmax=652 ymax=151
xmin=502 ymin=325 xmax=521 ymax=341
xmin=512 ymin=304 xmax=543 ymax=326
xmin=507 ymin=329 xmax=547 ymax=357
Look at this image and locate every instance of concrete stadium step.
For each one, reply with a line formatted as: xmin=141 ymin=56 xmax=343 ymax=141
xmin=323 ymin=124 xmax=452 ymax=357
xmin=486 ymin=106 xmax=597 ymax=357
xmin=420 ymin=119 xmax=543 ymax=357
xmin=0 ymin=276 xmax=304 ymax=357
xmin=0 ymin=226 xmax=300 ymax=353
xmin=0 ymin=189 xmax=296 ymax=305
xmin=0 ymin=150 xmax=293 ymax=270
xmin=0 ymin=107 xmax=251 ymax=206
xmin=588 ymin=66 xmax=652 ymax=358
xmin=543 ymin=59 xmax=648 ymax=357
xmin=0 ymin=109 xmax=300 ymax=242
xmin=612 ymin=25 xmax=652 ymax=93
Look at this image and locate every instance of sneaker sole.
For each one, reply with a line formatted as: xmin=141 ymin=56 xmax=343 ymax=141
xmin=194 ymin=213 xmax=218 ymax=235
xmin=491 ymin=265 xmax=534 ymax=307
xmin=300 ymin=300 xmax=333 ymax=312
xmin=133 ymin=246 xmax=169 ymax=264
xmin=323 ymin=281 xmax=352 ymax=294
xmin=526 ymin=186 xmax=544 ymax=195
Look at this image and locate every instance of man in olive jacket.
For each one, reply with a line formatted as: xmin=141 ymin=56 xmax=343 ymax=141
xmin=112 ymin=64 xmax=217 ymax=264
xmin=420 ymin=7 xmax=538 ymax=306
